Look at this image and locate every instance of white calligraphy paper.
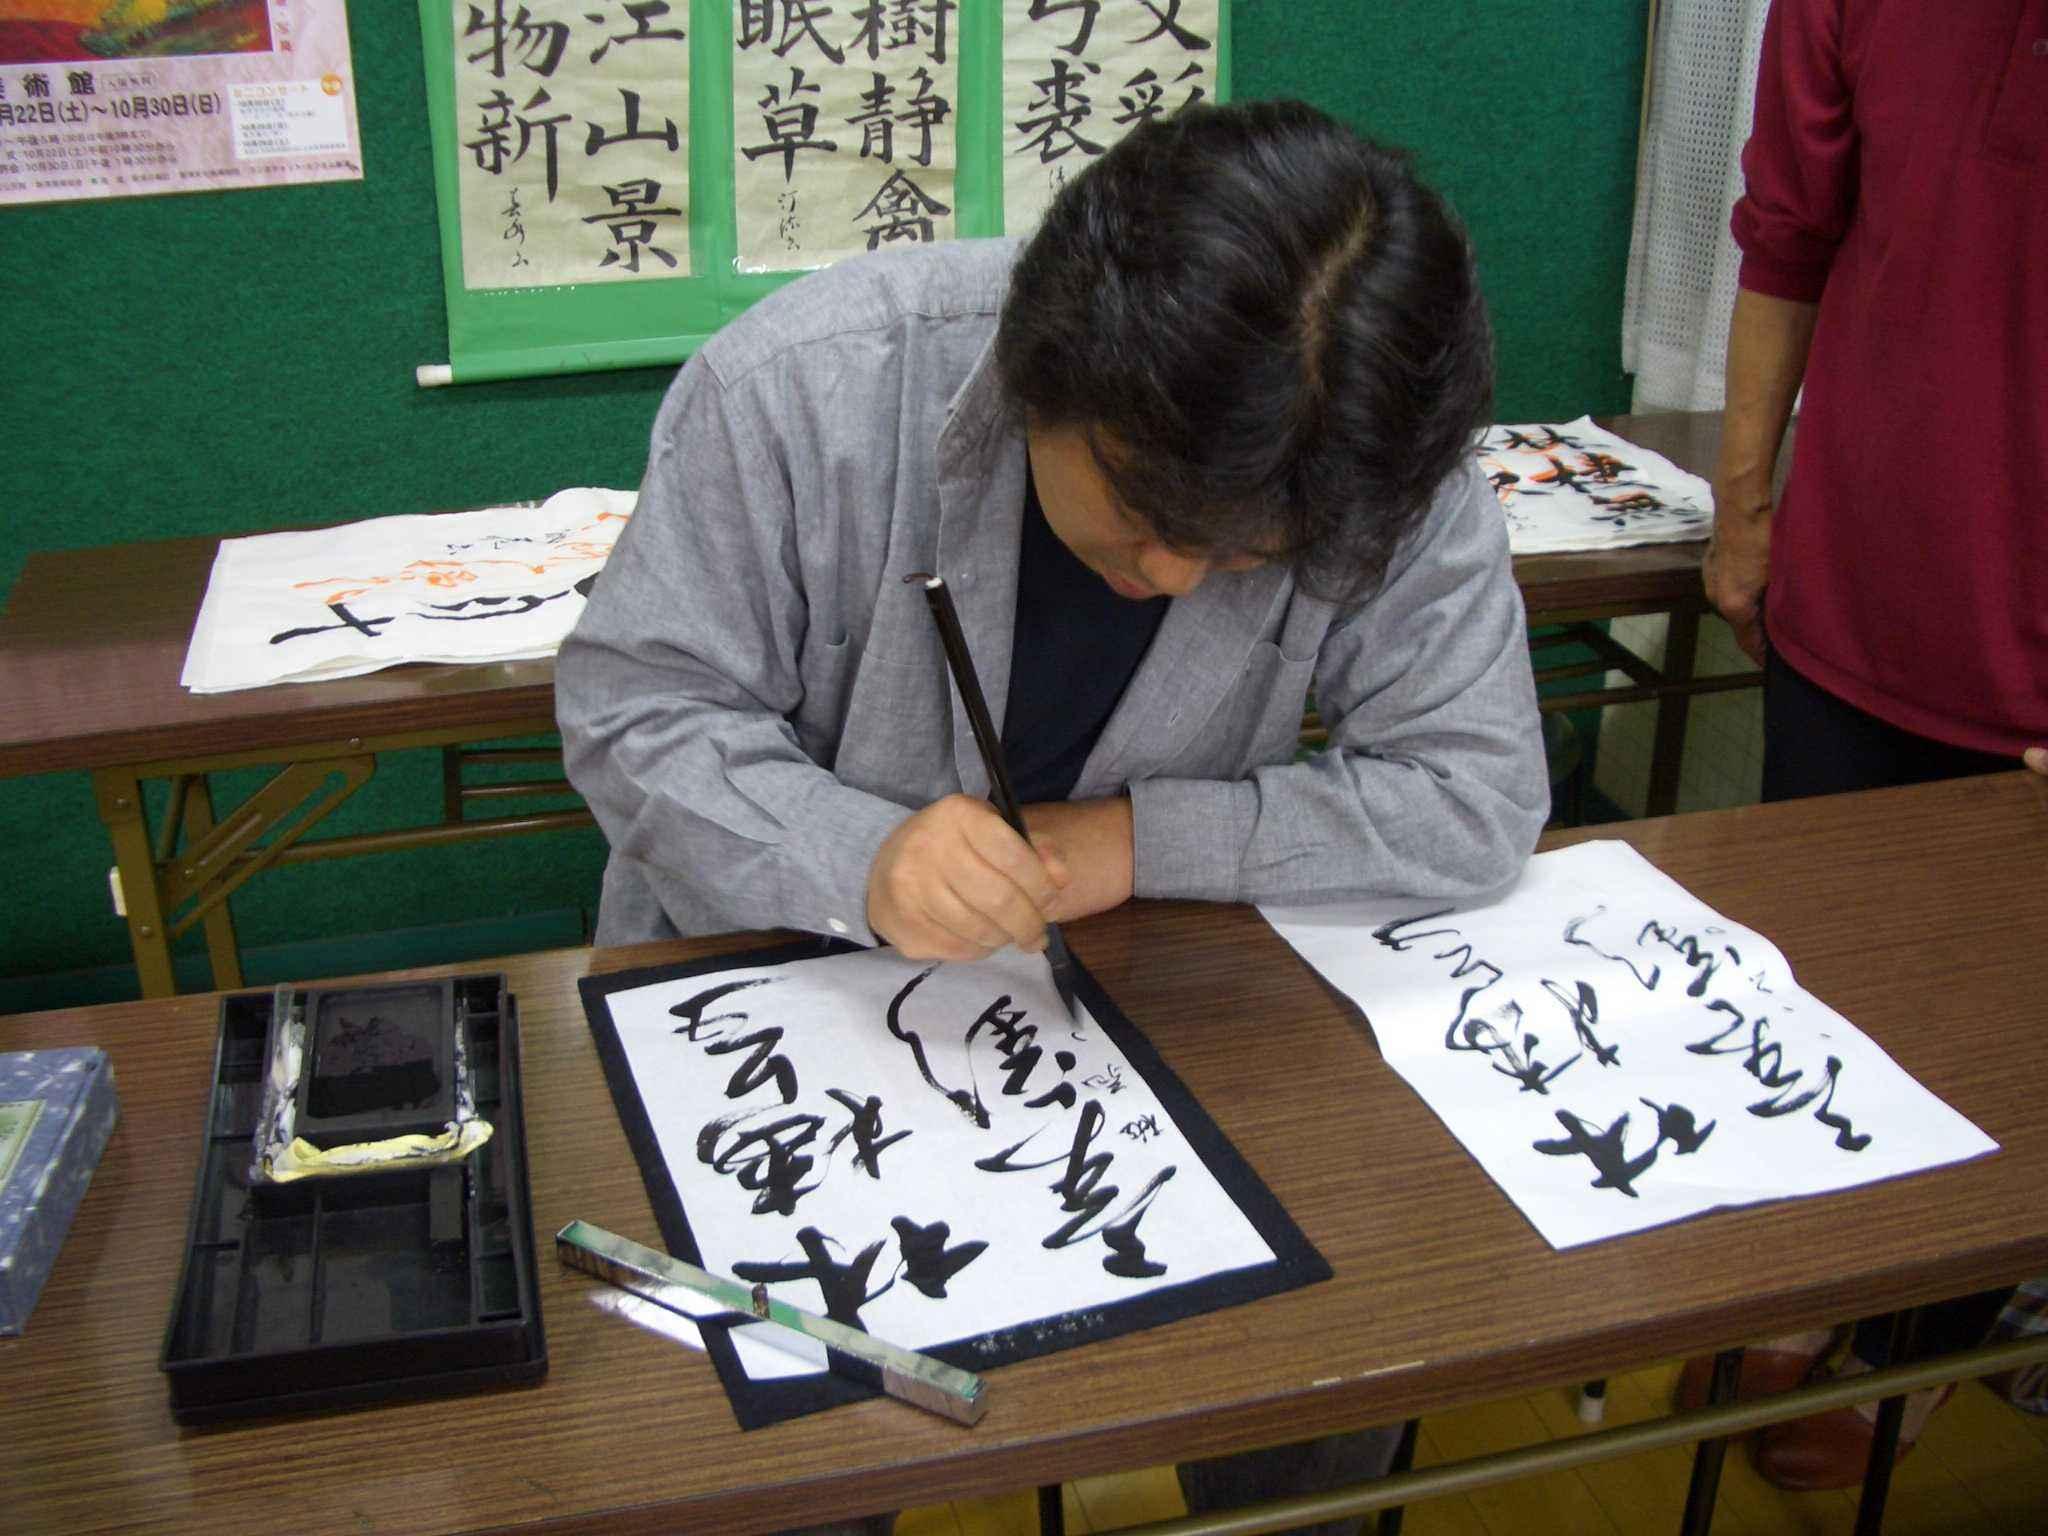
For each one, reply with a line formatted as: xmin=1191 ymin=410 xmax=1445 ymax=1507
xmin=1003 ymin=0 xmax=1218 ymax=230
xmin=180 ymin=487 xmax=633 ymax=692
xmin=1477 ymin=416 xmax=1713 ymax=554
xmin=583 ymin=941 xmax=1321 ymax=1425
xmin=1261 ymin=842 xmax=1996 ymax=1250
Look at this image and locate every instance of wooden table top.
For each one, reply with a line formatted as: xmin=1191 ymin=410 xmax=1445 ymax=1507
xmin=0 ymin=414 xmax=1721 ymax=780
xmin=5 ymin=772 xmax=2046 ymax=1536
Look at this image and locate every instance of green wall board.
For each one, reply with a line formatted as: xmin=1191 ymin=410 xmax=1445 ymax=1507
xmin=1 ymin=1 xmax=1648 ymax=990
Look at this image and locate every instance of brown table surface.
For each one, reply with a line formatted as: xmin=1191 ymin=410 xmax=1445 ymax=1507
xmin=5 ymin=772 xmax=2046 ymax=1536
xmin=0 ymin=413 xmax=1720 ymax=780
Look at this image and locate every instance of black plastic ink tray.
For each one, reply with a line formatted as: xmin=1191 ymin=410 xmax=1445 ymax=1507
xmin=160 ymin=975 xmax=547 ymax=1424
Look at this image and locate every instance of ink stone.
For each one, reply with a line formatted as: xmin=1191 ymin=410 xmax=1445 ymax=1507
xmin=292 ymin=981 xmax=457 ymax=1147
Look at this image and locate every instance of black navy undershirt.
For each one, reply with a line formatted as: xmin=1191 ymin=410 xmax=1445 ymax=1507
xmin=1000 ymin=461 xmax=1169 ymax=804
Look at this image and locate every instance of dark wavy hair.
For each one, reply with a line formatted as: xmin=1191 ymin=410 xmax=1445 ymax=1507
xmin=996 ymin=99 xmax=1494 ymax=601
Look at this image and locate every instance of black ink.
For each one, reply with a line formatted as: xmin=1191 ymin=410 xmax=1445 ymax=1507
xmin=1638 ymin=920 xmax=1731 ymax=998
xmin=733 ymin=1226 xmax=892 ymax=1330
xmin=825 ymin=1088 xmax=911 ymax=1176
xmin=1686 ymin=1001 xmax=1804 ymax=1092
xmin=1562 ymin=909 xmax=1661 ymax=990
xmin=269 ymin=601 xmax=396 ymax=646
xmin=698 ymin=1108 xmax=825 ymax=1216
xmin=1533 ymin=1108 xmax=1659 ymax=1197
xmin=1542 ymin=978 xmax=1619 ymax=1066
xmin=1638 ymin=1096 xmax=1716 ymax=1153
xmin=975 ymin=1100 xmax=1177 ymax=1275
xmin=668 ymin=976 xmax=780 ymax=1042
xmin=884 ymin=966 xmax=989 ymax=1126
xmin=1371 ymin=909 xmax=1508 ymax=1049
xmin=705 ymin=1026 xmax=798 ymax=1106
xmin=965 ymin=995 xmax=1076 ymax=1109
xmin=1453 ymin=998 xmax=1581 ymax=1094
xmin=890 ymin=1215 xmax=987 ymax=1298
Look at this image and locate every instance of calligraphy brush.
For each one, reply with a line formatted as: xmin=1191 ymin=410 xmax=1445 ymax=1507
xmin=909 ymin=572 xmax=1084 ymax=1024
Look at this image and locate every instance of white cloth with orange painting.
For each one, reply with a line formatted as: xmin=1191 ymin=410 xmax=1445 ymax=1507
xmin=1477 ymin=415 xmax=1713 ymax=554
xmin=180 ymin=487 xmax=634 ymax=693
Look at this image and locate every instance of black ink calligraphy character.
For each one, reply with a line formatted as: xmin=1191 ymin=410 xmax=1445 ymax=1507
xmin=965 ymin=995 xmax=1075 ymax=1107
xmin=1638 ymin=920 xmax=1730 ymax=998
xmin=1026 ymin=0 xmax=1099 ymax=56
xmin=464 ymin=0 xmax=570 ymax=79
xmin=884 ymin=966 xmax=989 ymax=1126
xmin=890 ymin=1215 xmax=986 ymax=1297
xmin=742 ymin=67 xmax=840 ymax=181
xmin=825 ymin=1087 xmax=912 ymax=1175
xmin=733 ymin=1225 xmax=893 ymax=1328
xmin=849 ymin=0 xmax=953 ymax=62
xmin=1130 ymin=0 xmax=1212 ymax=50
xmin=1533 ymin=1108 xmax=1659 ymax=1198
xmin=1541 ymin=978 xmax=1619 ymax=1066
xmin=585 ymin=88 xmax=681 ymax=158
xmin=1014 ymin=55 xmax=1103 ymax=164
xmin=1638 ymin=1097 xmax=1716 ymax=1153
xmin=738 ymin=0 xmax=847 ymax=64
xmin=585 ymin=0 xmax=686 ymax=64
xmin=270 ymin=602 xmax=397 ymax=646
xmin=704 ymin=1026 xmax=798 ymax=1106
xmin=855 ymin=168 xmax=951 ymax=247
xmin=975 ymin=1100 xmax=1177 ymax=1275
xmin=667 ymin=975 xmax=780 ymax=1042
xmin=1563 ymin=908 xmax=1662 ymax=990
xmin=698 ymin=1108 xmax=826 ymax=1216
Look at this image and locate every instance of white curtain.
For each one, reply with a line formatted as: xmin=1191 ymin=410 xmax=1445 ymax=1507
xmin=1622 ymin=0 xmax=1774 ymax=412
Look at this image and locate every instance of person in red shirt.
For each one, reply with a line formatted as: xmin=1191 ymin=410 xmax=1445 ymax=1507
xmin=1691 ymin=0 xmax=2046 ymax=1491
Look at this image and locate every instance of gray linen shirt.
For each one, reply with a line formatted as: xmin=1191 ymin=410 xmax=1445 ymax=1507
xmin=556 ymin=238 xmax=1549 ymax=947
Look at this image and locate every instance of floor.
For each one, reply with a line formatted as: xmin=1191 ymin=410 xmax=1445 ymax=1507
xmin=900 ymin=1360 xmax=2048 ymax=1534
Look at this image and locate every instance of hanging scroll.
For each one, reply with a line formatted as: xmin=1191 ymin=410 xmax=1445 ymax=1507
xmin=732 ymin=2 xmax=960 ymax=271
xmin=1002 ymin=0 xmax=1218 ymax=231
xmin=448 ymin=0 xmax=692 ymax=289
xmin=417 ymin=1 xmax=1230 ymax=384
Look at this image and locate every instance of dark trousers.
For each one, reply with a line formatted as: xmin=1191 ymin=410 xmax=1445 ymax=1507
xmin=1762 ymin=652 xmax=2013 ymax=1362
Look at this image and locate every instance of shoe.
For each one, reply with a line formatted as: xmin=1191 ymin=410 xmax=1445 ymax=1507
xmin=1752 ymin=1358 xmax=1955 ymax=1492
xmin=1674 ymin=1327 xmax=1838 ymax=1412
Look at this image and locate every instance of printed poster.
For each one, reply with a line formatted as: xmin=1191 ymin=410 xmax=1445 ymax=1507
xmin=450 ymin=0 xmax=691 ymax=289
xmin=1002 ymin=0 xmax=1216 ymax=231
xmin=0 ymin=0 xmax=362 ymax=206
xmin=731 ymin=0 xmax=959 ymax=273
xmin=582 ymin=940 xmax=1326 ymax=1427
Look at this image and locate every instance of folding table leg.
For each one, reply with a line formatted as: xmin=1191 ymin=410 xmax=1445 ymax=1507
xmin=1854 ymin=1308 xmax=1925 ymax=1536
xmin=1376 ymin=1417 xmax=1423 ymax=1535
xmin=1037 ymin=1482 xmax=1064 ymax=1536
xmin=1680 ymin=1346 xmax=1744 ymax=1535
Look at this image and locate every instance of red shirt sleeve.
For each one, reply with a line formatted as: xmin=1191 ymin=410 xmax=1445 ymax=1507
xmin=1730 ymin=0 xmax=1858 ymax=303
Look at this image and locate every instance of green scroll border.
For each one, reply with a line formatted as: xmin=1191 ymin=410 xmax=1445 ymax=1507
xmin=418 ymin=0 xmax=1231 ymax=384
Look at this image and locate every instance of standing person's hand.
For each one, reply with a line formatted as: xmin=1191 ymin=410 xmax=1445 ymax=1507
xmin=1704 ymin=483 xmax=1774 ymax=667
xmin=866 ymin=795 xmax=1068 ymax=961
xmin=2025 ymin=747 xmax=2047 ymax=777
